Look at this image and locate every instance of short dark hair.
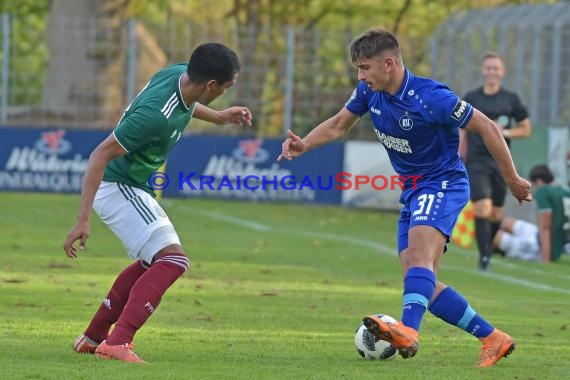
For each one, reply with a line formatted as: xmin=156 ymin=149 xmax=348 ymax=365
xmin=186 ymin=43 xmax=241 ymax=84
xmin=349 ymin=28 xmax=401 ymax=64
xmin=529 ymin=164 xmax=554 ymax=184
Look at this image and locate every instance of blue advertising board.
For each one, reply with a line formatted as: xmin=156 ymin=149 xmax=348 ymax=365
xmin=0 ymin=127 xmax=107 ymax=193
xmin=0 ymin=128 xmax=345 ymax=204
xmin=163 ymin=135 xmax=344 ymax=204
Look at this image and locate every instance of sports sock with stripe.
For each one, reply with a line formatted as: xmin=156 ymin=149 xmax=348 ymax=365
xmin=106 ymin=253 xmax=189 ymax=345
xmin=401 ymin=266 xmax=436 ymax=331
xmin=84 ymin=260 xmax=148 ymax=343
xmin=428 ymin=286 xmax=494 ymax=338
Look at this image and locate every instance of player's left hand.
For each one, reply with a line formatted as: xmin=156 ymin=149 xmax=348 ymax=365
xmin=506 ymin=176 xmax=532 ymax=204
xmin=220 ymin=106 xmax=252 ymax=126
xmin=63 ymin=220 xmax=90 ymax=259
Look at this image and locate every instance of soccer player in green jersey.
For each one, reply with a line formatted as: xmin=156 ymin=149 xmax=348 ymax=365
xmin=491 ymin=165 xmax=570 ymax=262
xmin=63 ymin=43 xmax=252 ymax=363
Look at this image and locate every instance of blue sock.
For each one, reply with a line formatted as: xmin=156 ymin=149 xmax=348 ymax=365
xmin=401 ymin=267 xmax=436 ymax=331
xmin=428 ymin=287 xmax=494 ymax=338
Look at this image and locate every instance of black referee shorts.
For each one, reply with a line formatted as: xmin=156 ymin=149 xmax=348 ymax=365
xmin=466 ymin=163 xmax=507 ymax=207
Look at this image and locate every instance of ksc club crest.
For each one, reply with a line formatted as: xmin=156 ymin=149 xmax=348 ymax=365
xmin=399 ymin=113 xmax=413 ymax=131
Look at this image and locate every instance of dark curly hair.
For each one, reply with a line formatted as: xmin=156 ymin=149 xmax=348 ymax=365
xmin=187 ymin=43 xmax=241 ymax=84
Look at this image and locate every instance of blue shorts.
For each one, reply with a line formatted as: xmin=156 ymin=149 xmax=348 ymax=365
xmin=397 ymin=177 xmax=469 ymax=254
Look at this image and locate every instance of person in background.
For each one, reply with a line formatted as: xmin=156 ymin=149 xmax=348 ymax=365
xmin=460 ymin=52 xmax=532 ymax=271
xmin=493 ymin=165 xmax=570 ymax=262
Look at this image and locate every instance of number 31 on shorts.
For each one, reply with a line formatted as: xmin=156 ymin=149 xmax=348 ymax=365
xmin=413 ymin=194 xmax=435 ymax=217
xmin=412 ymin=192 xmax=445 ymax=218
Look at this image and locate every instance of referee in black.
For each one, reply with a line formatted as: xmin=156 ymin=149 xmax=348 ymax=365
xmin=460 ymin=52 xmax=532 ymax=271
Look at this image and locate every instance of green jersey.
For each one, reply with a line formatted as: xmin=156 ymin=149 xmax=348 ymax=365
xmin=104 ymin=63 xmax=195 ymax=195
xmin=534 ymin=184 xmax=570 ymax=261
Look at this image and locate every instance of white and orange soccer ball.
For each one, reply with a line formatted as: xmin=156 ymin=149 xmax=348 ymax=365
xmin=354 ymin=313 xmax=398 ymax=360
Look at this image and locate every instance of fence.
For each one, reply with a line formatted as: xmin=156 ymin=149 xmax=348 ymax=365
xmin=3 ymin=4 xmax=570 ymax=133
xmin=0 ymin=13 xmax=376 ymax=137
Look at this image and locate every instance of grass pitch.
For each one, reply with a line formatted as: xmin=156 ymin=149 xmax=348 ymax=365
xmin=1 ymin=192 xmax=569 ymax=379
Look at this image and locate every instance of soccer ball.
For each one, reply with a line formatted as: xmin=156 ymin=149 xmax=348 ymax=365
xmin=354 ymin=314 xmax=398 ymax=360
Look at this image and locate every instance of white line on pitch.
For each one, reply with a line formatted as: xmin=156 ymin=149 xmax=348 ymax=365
xmin=454 ymin=246 xmax=570 ymax=280
xmin=182 ymin=206 xmax=270 ymax=232
xmin=177 ymin=205 xmax=570 ymax=294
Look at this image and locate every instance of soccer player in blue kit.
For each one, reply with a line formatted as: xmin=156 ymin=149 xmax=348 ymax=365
xmin=278 ymin=28 xmax=532 ymax=367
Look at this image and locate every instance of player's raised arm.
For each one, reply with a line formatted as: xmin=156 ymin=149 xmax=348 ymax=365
xmin=278 ymin=107 xmax=359 ymax=161
xmin=464 ymin=108 xmax=532 ymax=203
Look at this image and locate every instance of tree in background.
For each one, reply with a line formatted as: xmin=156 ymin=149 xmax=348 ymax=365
xmin=1 ymin=0 xmax=556 ymax=134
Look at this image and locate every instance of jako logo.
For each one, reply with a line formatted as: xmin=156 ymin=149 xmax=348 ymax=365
xmin=34 ymin=129 xmax=71 ymax=155
xmin=232 ymin=138 xmax=269 ymax=164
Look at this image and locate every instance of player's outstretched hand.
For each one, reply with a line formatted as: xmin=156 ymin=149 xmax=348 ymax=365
xmin=277 ymin=129 xmax=305 ymax=161
xmin=63 ymin=221 xmax=90 ymax=259
xmin=507 ymin=176 xmax=533 ymax=204
xmin=221 ymin=106 xmax=252 ymax=126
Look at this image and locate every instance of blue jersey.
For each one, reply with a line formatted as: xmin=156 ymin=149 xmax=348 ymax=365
xmin=345 ymin=69 xmax=473 ymax=188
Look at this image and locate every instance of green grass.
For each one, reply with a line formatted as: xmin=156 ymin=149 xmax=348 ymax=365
xmin=1 ymin=192 xmax=569 ymax=380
